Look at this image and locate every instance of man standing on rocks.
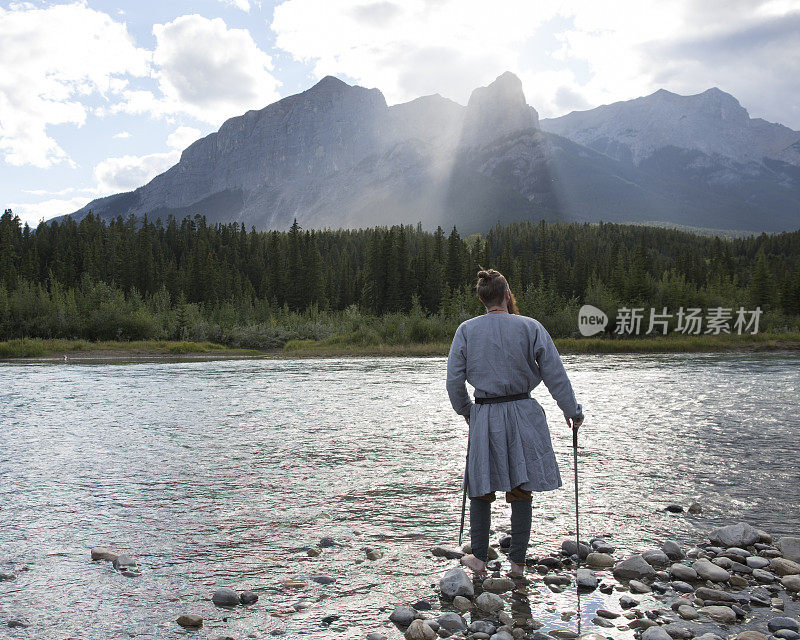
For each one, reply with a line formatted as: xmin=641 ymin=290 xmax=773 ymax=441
xmin=446 ymin=269 xmax=584 ymax=577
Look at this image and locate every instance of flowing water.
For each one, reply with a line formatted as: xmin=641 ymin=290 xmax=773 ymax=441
xmin=0 ymin=353 xmax=798 ymax=639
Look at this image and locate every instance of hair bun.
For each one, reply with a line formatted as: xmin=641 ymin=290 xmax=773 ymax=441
xmin=477 ymin=270 xmax=492 ymax=280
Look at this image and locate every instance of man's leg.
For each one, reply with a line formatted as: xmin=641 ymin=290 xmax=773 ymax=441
xmin=507 ymin=486 xmax=532 ymax=572
xmin=460 ymin=492 xmax=494 ymax=572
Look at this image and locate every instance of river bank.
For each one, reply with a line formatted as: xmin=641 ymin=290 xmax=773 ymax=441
xmin=3 ymin=332 xmax=800 ymax=361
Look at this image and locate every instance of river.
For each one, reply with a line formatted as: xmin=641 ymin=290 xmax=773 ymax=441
xmin=0 ymin=353 xmax=798 ymax=638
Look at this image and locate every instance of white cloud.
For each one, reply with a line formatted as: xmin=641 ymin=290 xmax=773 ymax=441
xmin=94 ymin=151 xmax=179 ymax=193
xmin=270 ymin=0 xmax=800 ymax=127
xmin=166 ymin=126 xmax=202 ymax=150
xmin=219 ymin=0 xmax=251 ymax=11
xmin=0 ymin=3 xmax=148 ymax=167
xmin=9 ymin=195 xmax=95 ymax=227
xmin=113 ymin=131 xmax=132 ymax=139
xmin=118 ymin=14 xmax=280 ymax=126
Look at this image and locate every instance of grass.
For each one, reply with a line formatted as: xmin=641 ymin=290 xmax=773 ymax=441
xmin=0 ymin=338 xmax=260 ymax=359
xmin=283 ymin=331 xmax=800 ymax=357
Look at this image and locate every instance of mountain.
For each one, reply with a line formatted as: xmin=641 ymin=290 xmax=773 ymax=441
xmin=65 ymin=75 xmax=800 ymax=234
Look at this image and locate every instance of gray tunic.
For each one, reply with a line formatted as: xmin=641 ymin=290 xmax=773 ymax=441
xmin=446 ymin=313 xmax=582 ymax=497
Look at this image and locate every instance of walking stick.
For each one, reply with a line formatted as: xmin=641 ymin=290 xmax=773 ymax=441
xmin=458 ymin=427 xmax=470 ymax=546
xmin=572 ymin=422 xmax=580 ymax=565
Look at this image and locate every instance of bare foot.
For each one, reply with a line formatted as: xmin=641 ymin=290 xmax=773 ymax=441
xmin=508 ymin=560 xmax=526 ymax=577
xmin=459 ymin=554 xmax=486 ymax=573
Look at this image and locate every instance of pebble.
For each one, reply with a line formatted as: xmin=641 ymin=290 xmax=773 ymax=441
xmin=576 ymin=568 xmax=598 ymax=591
xmin=439 ymin=567 xmax=474 ymax=599
xmin=309 ymin=575 xmax=336 ymax=585
xmin=112 ymin=554 xmax=137 ymax=570
xmin=696 ymin=587 xmax=736 ymax=602
xmin=437 ymin=613 xmax=467 ymax=632
xmin=629 ymin=579 xmax=652 ymax=593
xmin=671 ymin=580 xmax=695 ymax=593
xmin=0 ymin=572 xmax=16 ymax=581
xmin=753 ymin=568 xmax=776 ymax=583
xmin=212 ymin=588 xmax=240 ymax=607
xmin=318 ymin=537 xmax=335 ymax=548
xmin=549 ymin=631 xmax=578 ymax=639
xmin=453 ymin=596 xmax=471 ymax=612
xmin=476 ymin=592 xmax=504 ymax=613
xmin=390 ymin=606 xmax=417 ymax=626
xmin=670 ymin=564 xmax=698 ymax=581
xmin=688 ymin=503 xmax=703 ymax=514
xmin=781 ymin=575 xmax=800 ymax=591
xmin=413 ymin=600 xmax=431 ymax=611
xmin=543 ymin=574 xmax=571 ymax=587
xmin=662 ymin=541 xmax=685 ymax=561
xmin=747 ymin=556 xmax=770 ymax=569
xmin=491 ymin=631 xmax=515 ymax=640
xmin=470 ymin=621 xmax=496 ymax=634
xmin=483 ymin=577 xmax=516 ymax=592
xmin=768 ymin=618 xmax=800 ymax=633
xmin=366 ymin=634 xmax=388 ymax=640
xmin=176 ymin=614 xmax=203 ymax=628
xmin=431 ymin=547 xmax=464 ymax=560
xmin=365 ymin=548 xmax=384 ymax=561
xmin=499 ymin=535 xmax=512 ymax=549
xmin=596 ymin=609 xmax=619 ymax=619
xmin=404 ymin=620 xmax=436 ymax=640
xmin=620 ymin=595 xmax=640 ymax=609
xmin=710 ymin=522 xmax=760 ymax=548
xmin=641 ymin=626 xmax=672 ymax=640
xmin=613 ymin=555 xmax=656 ymax=580
xmin=561 ymin=540 xmax=591 ymax=559
xmin=586 ymin=552 xmax=615 ymax=569
xmin=90 ymin=547 xmax=119 ymax=562
xmin=7 ymin=620 xmax=29 ymax=629
xmin=307 ymin=546 xmax=322 ymax=557
xmin=643 ymin=549 xmax=671 ymax=566
xmin=692 ymin=558 xmax=730 ymax=582
xmin=240 ymin=591 xmax=258 ymax=605
xmin=770 ymin=557 xmax=800 ymax=576
xmin=777 ymin=537 xmax=800 ymax=562
xmin=665 ymin=504 xmax=684 ymax=513
xmin=678 ymin=605 xmax=699 ymax=620
xmin=698 ymin=605 xmax=736 ymax=624
xmin=282 ymin=579 xmax=307 ymax=588
xmin=735 ymin=632 xmax=767 ymax=640
xmin=775 ymin=632 xmax=800 ymax=640
xmin=730 ymin=574 xmax=749 ymax=587
xmin=772 ymin=598 xmax=785 ymax=610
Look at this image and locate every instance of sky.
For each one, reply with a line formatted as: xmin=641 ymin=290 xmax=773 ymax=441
xmin=2 ymin=0 xmax=799 ymax=227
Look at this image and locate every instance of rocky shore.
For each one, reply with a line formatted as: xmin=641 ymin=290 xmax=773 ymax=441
xmin=380 ymin=522 xmax=800 ymax=640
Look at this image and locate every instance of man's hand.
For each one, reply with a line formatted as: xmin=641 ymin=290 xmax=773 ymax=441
xmin=566 ymin=414 xmax=584 ymax=430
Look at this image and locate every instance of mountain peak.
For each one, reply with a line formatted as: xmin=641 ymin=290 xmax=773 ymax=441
xmin=461 ymin=71 xmax=537 ymax=147
xmin=309 ymin=75 xmax=350 ymax=93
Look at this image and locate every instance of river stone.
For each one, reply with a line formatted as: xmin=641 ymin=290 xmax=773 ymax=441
xmin=735 ymin=632 xmax=767 ymax=640
xmin=476 ymin=592 xmax=504 ymax=613
xmin=544 ymin=574 xmax=571 ymax=586
xmin=596 ymin=609 xmax=619 ymax=619
xmin=671 ymin=581 xmax=695 ymax=593
xmin=490 ymin=632 xmax=514 ymax=640
xmin=239 ymin=591 xmax=258 ymax=605
xmin=580 ymin=635 xmax=610 ymax=640
xmin=620 ymin=595 xmax=640 ymax=609
xmin=437 ymin=613 xmax=467 ymax=632
xmin=695 ymin=587 xmax=735 ymax=602
xmin=561 ymin=540 xmax=591 ymax=559
xmin=212 ymin=588 xmax=240 ymax=607
xmin=439 ymin=567 xmax=474 ymax=598
xmin=629 ymin=579 xmax=652 ymax=593
xmin=365 ymin=548 xmax=384 ymax=561
xmin=451 ymin=595 xmax=470 ymax=612
xmin=91 ymin=547 xmax=119 ymax=562
xmin=550 ymin=631 xmax=578 ymax=639
xmin=631 ymin=619 xmax=658 ymax=630
xmin=643 ymin=550 xmax=671 ymax=566
xmin=367 ymin=634 xmax=388 ymax=640
xmin=753 ymin=568 xmax=776 ymax=583
xmin=688 ymin=503 xmax=703 ymax=514
xmin=390 ymin=606 xmax=417 ymax=626
xmin=664 ymin=624 xmax=694 ymax=639
xmin=678 ymin=605 xmax=699 ymax=620
xmin=642 ymin=627 xmax=672 ymax=640
xmin=777 ymin=537 xmax=800 ymax=562
xmin=176 ymin=614 xmax=203 ymax=628
xmin=318 ymin=536 xmax=335 ymax=548
xmin=662 ymin=541 xmax=685 ymax=561
xmin=0 ymin=571 xmax=17 ymax=581
xmin=614 ymin=555 xmax=656 ymax=580
xmin=586 ymin=552 xmax=614 ymax=569
xmin=747 ymin=556 xmax=770 ymax=569
xmin=470 ymin=621 xmax=497 ymax=634
xmin=405 ymin=620 xmax=436 ymax=640
xmin=483 ymin=577 xmax=516 ymax=592
xmin=695 ymin=635 xmax=723 ymax=640
xmin=770 ymin=557 xmax=800 ymax=576
xmin=713 ymin=556 xmax=734 ymax=569
xmin=576 ymin=569 xmax=597 ymax=590
xmin=307 ymin=546 xmax=322 ymax=557
xmin=592 ymin=617 xmax=614 ymax=628
xmin=775 ymin=632 xmax=800 ymax=640
xmin=670 ymin=564 xmax=698 ymax=581
xmin=781 ymin=575 xmax=800 ymax=591
xmin=768 ymin=619 xmax=800 ymax=633
xmin=431 ymin=547 xmax=464 ymax=560
xmin=698 ymin=606 xmax=736 ymax=624
xmin=112 ymin=554 xmax=136 ymax=570
xmin=310 ymin=575 xmax=336 ymax=584
xmin=710 ymin=523 xmax=760 ymax=548
xmin=693 ymin=559 xmax=730 ymax=582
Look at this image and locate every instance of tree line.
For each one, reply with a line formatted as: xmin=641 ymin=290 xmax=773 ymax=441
xmin=1 ymin=208 xmax=799 ymax=343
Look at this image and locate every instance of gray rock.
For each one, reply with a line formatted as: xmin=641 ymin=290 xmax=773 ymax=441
xmin=365 ymin=548 xmax=383 ymax=561
xmin=476 ymin=592 xmax=504 ymax=613
xmin=753 ymin=568 xmax=776 ymax=583
xmin=310 ymin=575 xmax=336 ymax=584
xmin=404 ymin=619 xmax=436 ymax=640
xmin=549 ymin=631 xmax=578 ymax=640
xmin=709 ymin=522 xmax=760 ymax=548
xmin=453 ymin=595 xmax=471 ymax=611
xmin=613 ymin=555 xmax=656 ymax=580
xmin=665 ymin=504 xmax=684 ymax=513
xmin=469 ymin=621 xmax=497 ymax=634
xmin=367 ymin=634 xmax=388 ymax=640
xmin=770 ymin=557 xmax=800 ymax=576
xmin=768 ymin=619 xmax=800 ymax=633
xmin=307 ymin=546 xmax=322 ymax=557
xmin=561 ymin=540 xmax=591 ymax=559
xmin=697 ymin=605 xmax=736 ymax=624
xmin=544 ymin=574 xmax=571 ymax=586
xmin=0 ymin=571 xmax=17 ymax=581
xmin=437 ymin=613 xmax=467 ymax=632
xmin=576 ymin=569 xmax=597 ymax=590
xmin=777 ymin=536 xmax=800 ymax=562
xmin=490 ymin=632 xmax=514 ymax=640
xmin=642 ymin=627 xmax=673 ymax=640
xmin=319 ymin=536 xmax=335 ymax=548
xmin=239 ymin=591 xmax=258 ymax=605
xmin=629 ymin=579 xmax=652 ymax=593
xmin=746 ymin=556 xmax=770 ymax=569
xmin=586 ymin=552 xmax=614 ymax=569
xmin=91 ymin=547 xmax=119 ymax=562
xmin=692 ymin=558 xmax=730 ymax=582
xmin=663 ymin=624 xmax=694 ymax=639
xmin=670 ymin=563 xmax=698 ymax=581
xmin=677 ymin=605 xmax=699 ymax=620
xmin=688 ymin=503 xmax=703 ymax=514
xmin=695 ymin=587 xmax=736 ymax=602
xmin=695 ymin=635 xmax=723 ymax=640
xmin=596 ymin=609 xmax=619 ymax=619
xmin=112 ymin=554 xmax=136 ymax=570
xmin=390 ymin=606 xmax=417 ymax=627
xmin=671 ymin=580 xmax=695 ymax=593
xmin=662 ymin=541 xmax=685 ymax=561
xmin=620 ymin=595 xmax=640 ymax=609
xmin=775 ymin=631 xmax=800 ymax=640
xmin=431 ymin=547 xmax=464 ymax=560
xmin=176 ymin=614 xmax=203 ymax=628
xmin=6 ymin=620 xmax=29 ymax=629
xmin=483 ymin=577 xmax=516 ymax=592
xmin=781 ymin=574 xmax=800 ymax=591
xmin=439 ymin=567 xmax=474 ymax=599
xmin=643 ymin=549 xmax=671 ymax=566
xmin=726 ymin=546 xmax=751 ymax=557
xmin=212 ymin=588 xmax=240 ymax=607
xmin=592 ymin=617 xmax=615 ymax=628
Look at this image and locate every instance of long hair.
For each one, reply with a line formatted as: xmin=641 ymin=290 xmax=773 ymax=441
xmin=476 ymin=268 xmax=519 ymax=314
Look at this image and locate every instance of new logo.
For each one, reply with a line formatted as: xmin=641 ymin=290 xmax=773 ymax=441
xmin=578 ymin=304 xmax=608 ymax=337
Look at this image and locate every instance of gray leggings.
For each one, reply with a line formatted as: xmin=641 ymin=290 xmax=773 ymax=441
xmin=469 ymin=497 xmax=532 ymax=564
